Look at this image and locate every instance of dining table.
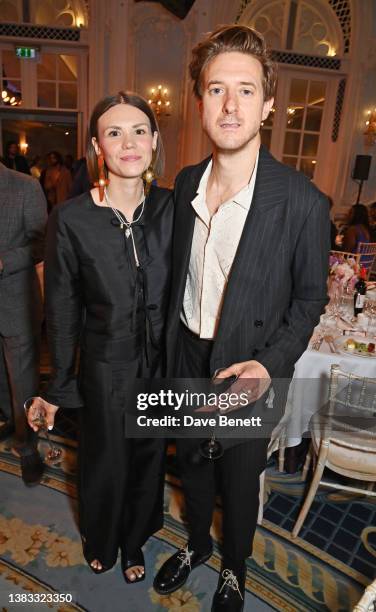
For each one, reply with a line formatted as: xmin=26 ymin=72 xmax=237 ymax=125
xmin=274 ymin=285 xmax=376 ymax=449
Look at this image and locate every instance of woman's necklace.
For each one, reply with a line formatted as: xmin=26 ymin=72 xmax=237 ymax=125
xmin=104 ymin=186 xmax=145 ymax=238
xmin=104 ymin=186 xmax=145 ymax=267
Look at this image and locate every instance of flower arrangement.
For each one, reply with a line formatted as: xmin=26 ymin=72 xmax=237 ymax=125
xmin=329 ymin=254 xmax=359 ymax=294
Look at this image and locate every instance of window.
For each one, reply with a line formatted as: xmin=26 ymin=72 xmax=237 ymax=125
xmin=37 ymin=53 xmax=77 ymax=109
xmin=1 ymin=49 xmax=22 ymax=106
xmin=240 ymin=0 xmax=343 ymax=58
xmin=282 ymin=78 xmax=326 ymax=179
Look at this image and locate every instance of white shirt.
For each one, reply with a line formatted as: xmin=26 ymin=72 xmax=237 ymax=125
xmin=181 ymin=152 xmax=259 ymax=339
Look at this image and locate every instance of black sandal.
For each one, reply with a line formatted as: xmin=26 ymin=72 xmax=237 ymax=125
xmin=121 ymin=548 xmax=145 ymax=584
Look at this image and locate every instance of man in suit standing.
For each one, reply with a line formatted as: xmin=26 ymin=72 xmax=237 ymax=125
xmin=0 ymin=162 xmax=47 ymax=485
xmin=3 ymin=141 xmax=30 ymax=175
xmin=154 ymin=25 xmax=330 ymax=611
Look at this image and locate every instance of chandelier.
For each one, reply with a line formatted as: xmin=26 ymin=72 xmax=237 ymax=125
xmin=148 ymin=85 xmax=171 ymax=117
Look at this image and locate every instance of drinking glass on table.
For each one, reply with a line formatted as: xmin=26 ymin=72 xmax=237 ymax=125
xmin=327 ymin=284 xmax=345 ymax=321
xmin=364 ymin=300 xmax=376 ymax=336
xmin=24 ymin=397 xmax=62 ymax=462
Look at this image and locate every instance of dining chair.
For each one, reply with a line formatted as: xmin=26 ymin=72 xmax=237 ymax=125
xmin=356 ymin=242 xmax=376 ymax=279
xmin=292 ymin=364 xmax=376 ymax=538
xmin=330 ymin=250 xmax=361 ymax=266
xmin=257 ymin=431 xmax=281 ymax=525
xmin=353 ymin=577 xmax=376 ymax=611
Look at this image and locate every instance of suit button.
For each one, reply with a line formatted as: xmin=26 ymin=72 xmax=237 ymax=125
xmin=254 ymin=320 xmax=263 ymax=327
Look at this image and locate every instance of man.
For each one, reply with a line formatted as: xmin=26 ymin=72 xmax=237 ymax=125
xmin=0 ymin=162 xmax=47 ymax=485
xmin=154 ymin=25 xmax=330 ymax=611
xmin=3 ymin=141 xmax=30 ymax=174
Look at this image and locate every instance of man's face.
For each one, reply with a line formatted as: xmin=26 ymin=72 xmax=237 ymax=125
xmin=8 ymin=143 xmax=18 ymax=157
xmin=199 ymin=51 xmax=273 ymax=153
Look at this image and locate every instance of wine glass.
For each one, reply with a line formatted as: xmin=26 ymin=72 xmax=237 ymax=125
xmin=199 ymin=433 xmax=224 ymax=460
xmin=24 ymin=397 xmax=62 ymax=462
xmin=364 ymin=300 xmax=376 ymax=336
xmin=197 ymin=370 xmax=237 ymax=460
xmin=327 ymin=281 xmax=346 ymax=322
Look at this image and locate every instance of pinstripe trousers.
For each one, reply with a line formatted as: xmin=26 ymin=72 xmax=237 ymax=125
xmin=175 ymin=323 xmax=269 ymax=560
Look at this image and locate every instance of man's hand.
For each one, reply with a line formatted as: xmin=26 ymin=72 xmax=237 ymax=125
xmin=216 ymin=359 xmax=271 ymax=401
xmin=195 ymin=360 xmax=271 ymax=413
xmin=26 ymin=397 xmax=59 ymax=431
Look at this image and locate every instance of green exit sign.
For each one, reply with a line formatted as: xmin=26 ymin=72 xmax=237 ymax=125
xmin=15 ymin=47 xmax=39 ymax=59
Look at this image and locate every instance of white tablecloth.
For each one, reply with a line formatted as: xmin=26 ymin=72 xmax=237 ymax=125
xmin=277 ymin=311 xmax=376 ymax=447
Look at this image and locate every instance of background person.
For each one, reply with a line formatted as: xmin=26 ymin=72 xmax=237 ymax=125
xmin=342 ymin=203 xmax=370 ymax=252
xmin=0 ymin=162 xmax=47 ymax=485
xmin=41 ymin=150 xmax=72 ymax=212
xmin=369 ymin=201 xmax=376 ymax=242
xmin=3 ymin=141 xmax=30 ymax=175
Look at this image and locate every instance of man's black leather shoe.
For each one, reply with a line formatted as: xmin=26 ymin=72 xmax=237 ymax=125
xmin=0 ymin=421 xmax=14 ymax=441
xmin=153 ymin=546 xmax=212 ymax=594
xmin=20 ymin=451 xmax=44 ymax=487
xmin=211 ymin=565 xmax=246 ymax=611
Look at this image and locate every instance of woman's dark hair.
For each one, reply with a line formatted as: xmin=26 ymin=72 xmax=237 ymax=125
xmin=48 ymin=150 xmax=63 ymax=165
xmin=87 ymin=91 xmax=164 ymax=184
xmin=349 ymin=204 xmax=370 ymax=229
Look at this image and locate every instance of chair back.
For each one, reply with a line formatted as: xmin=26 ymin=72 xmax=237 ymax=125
xmin=320 ymin=365 xmax=376 ymax=447
xmin=330 ymin=250 xmax=361 ymax=267
xmin=356 ymin=242 xmax=376 ymax=279
xmin=353 ymin=577 xmax=376 ymax=611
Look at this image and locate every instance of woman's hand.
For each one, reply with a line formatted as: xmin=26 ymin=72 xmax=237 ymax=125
xmin=27 ymin=397 xmax=59 ymax=432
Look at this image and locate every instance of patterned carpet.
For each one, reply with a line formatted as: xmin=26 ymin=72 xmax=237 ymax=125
xmin=0 ymin=426 xmax=372 ymax=612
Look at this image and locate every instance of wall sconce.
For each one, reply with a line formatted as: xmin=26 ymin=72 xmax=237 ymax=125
xmin=364 ymin=108 xmax=376 ymax=146
xmin=19 ymin=142 xmax=28 ymax=154
xmin=1 ymin=88 xmax=21 ymax=106
xmin=148 ymin=85 xmax=171 ymax=118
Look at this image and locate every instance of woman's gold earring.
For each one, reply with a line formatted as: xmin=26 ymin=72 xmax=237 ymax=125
xmin=142 ymin=162 xmax=155 ymax=195
xmin=94 ymin=154 xmax=109 ymax=202
xmin=143 ymin=166 xmax=155 ymax=184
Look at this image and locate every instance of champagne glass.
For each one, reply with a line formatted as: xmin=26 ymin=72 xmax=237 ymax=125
xmin=24 ymin=397 xmax=62 ymax=462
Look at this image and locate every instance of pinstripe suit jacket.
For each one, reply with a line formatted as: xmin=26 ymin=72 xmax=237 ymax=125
xmin=166 ymin=145 xmax=330 ymax=380
xmin=0 ymin=163 xmax=47 ymax=336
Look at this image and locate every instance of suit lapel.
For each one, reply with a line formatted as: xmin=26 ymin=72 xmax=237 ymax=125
xmin=214 ymin=146 xmax=289 ymax=347
xmin=171 ymin=157 xmax=211 ymax=317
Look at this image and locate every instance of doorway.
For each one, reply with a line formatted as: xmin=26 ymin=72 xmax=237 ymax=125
xmin=0 ymin=110 xmax=78 ymax=171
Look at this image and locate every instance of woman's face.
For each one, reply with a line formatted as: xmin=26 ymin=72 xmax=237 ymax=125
xmin=93 ymin=103 xmax=157 ymax=180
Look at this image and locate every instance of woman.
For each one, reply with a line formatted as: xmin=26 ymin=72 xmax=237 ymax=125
xmin=41 ymin=150 xmax=73 ymax=211
xmin=342 ymin=203 xmax=371 ymax=252
xmin=27 ymin=92 xmax=172 ymax=582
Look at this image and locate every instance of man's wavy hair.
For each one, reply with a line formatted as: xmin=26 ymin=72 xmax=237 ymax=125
xmin=189 ymin=24 xmax=277 ymax=101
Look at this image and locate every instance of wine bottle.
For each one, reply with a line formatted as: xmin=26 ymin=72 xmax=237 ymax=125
xmin=354 ymin=266 xmax=367 ymax=317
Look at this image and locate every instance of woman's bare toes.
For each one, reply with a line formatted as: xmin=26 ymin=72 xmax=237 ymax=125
xmin=125 ymin=565 xmax=144 ymax=581
xmin=91 ymin=559 xmax=103 ymax=571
